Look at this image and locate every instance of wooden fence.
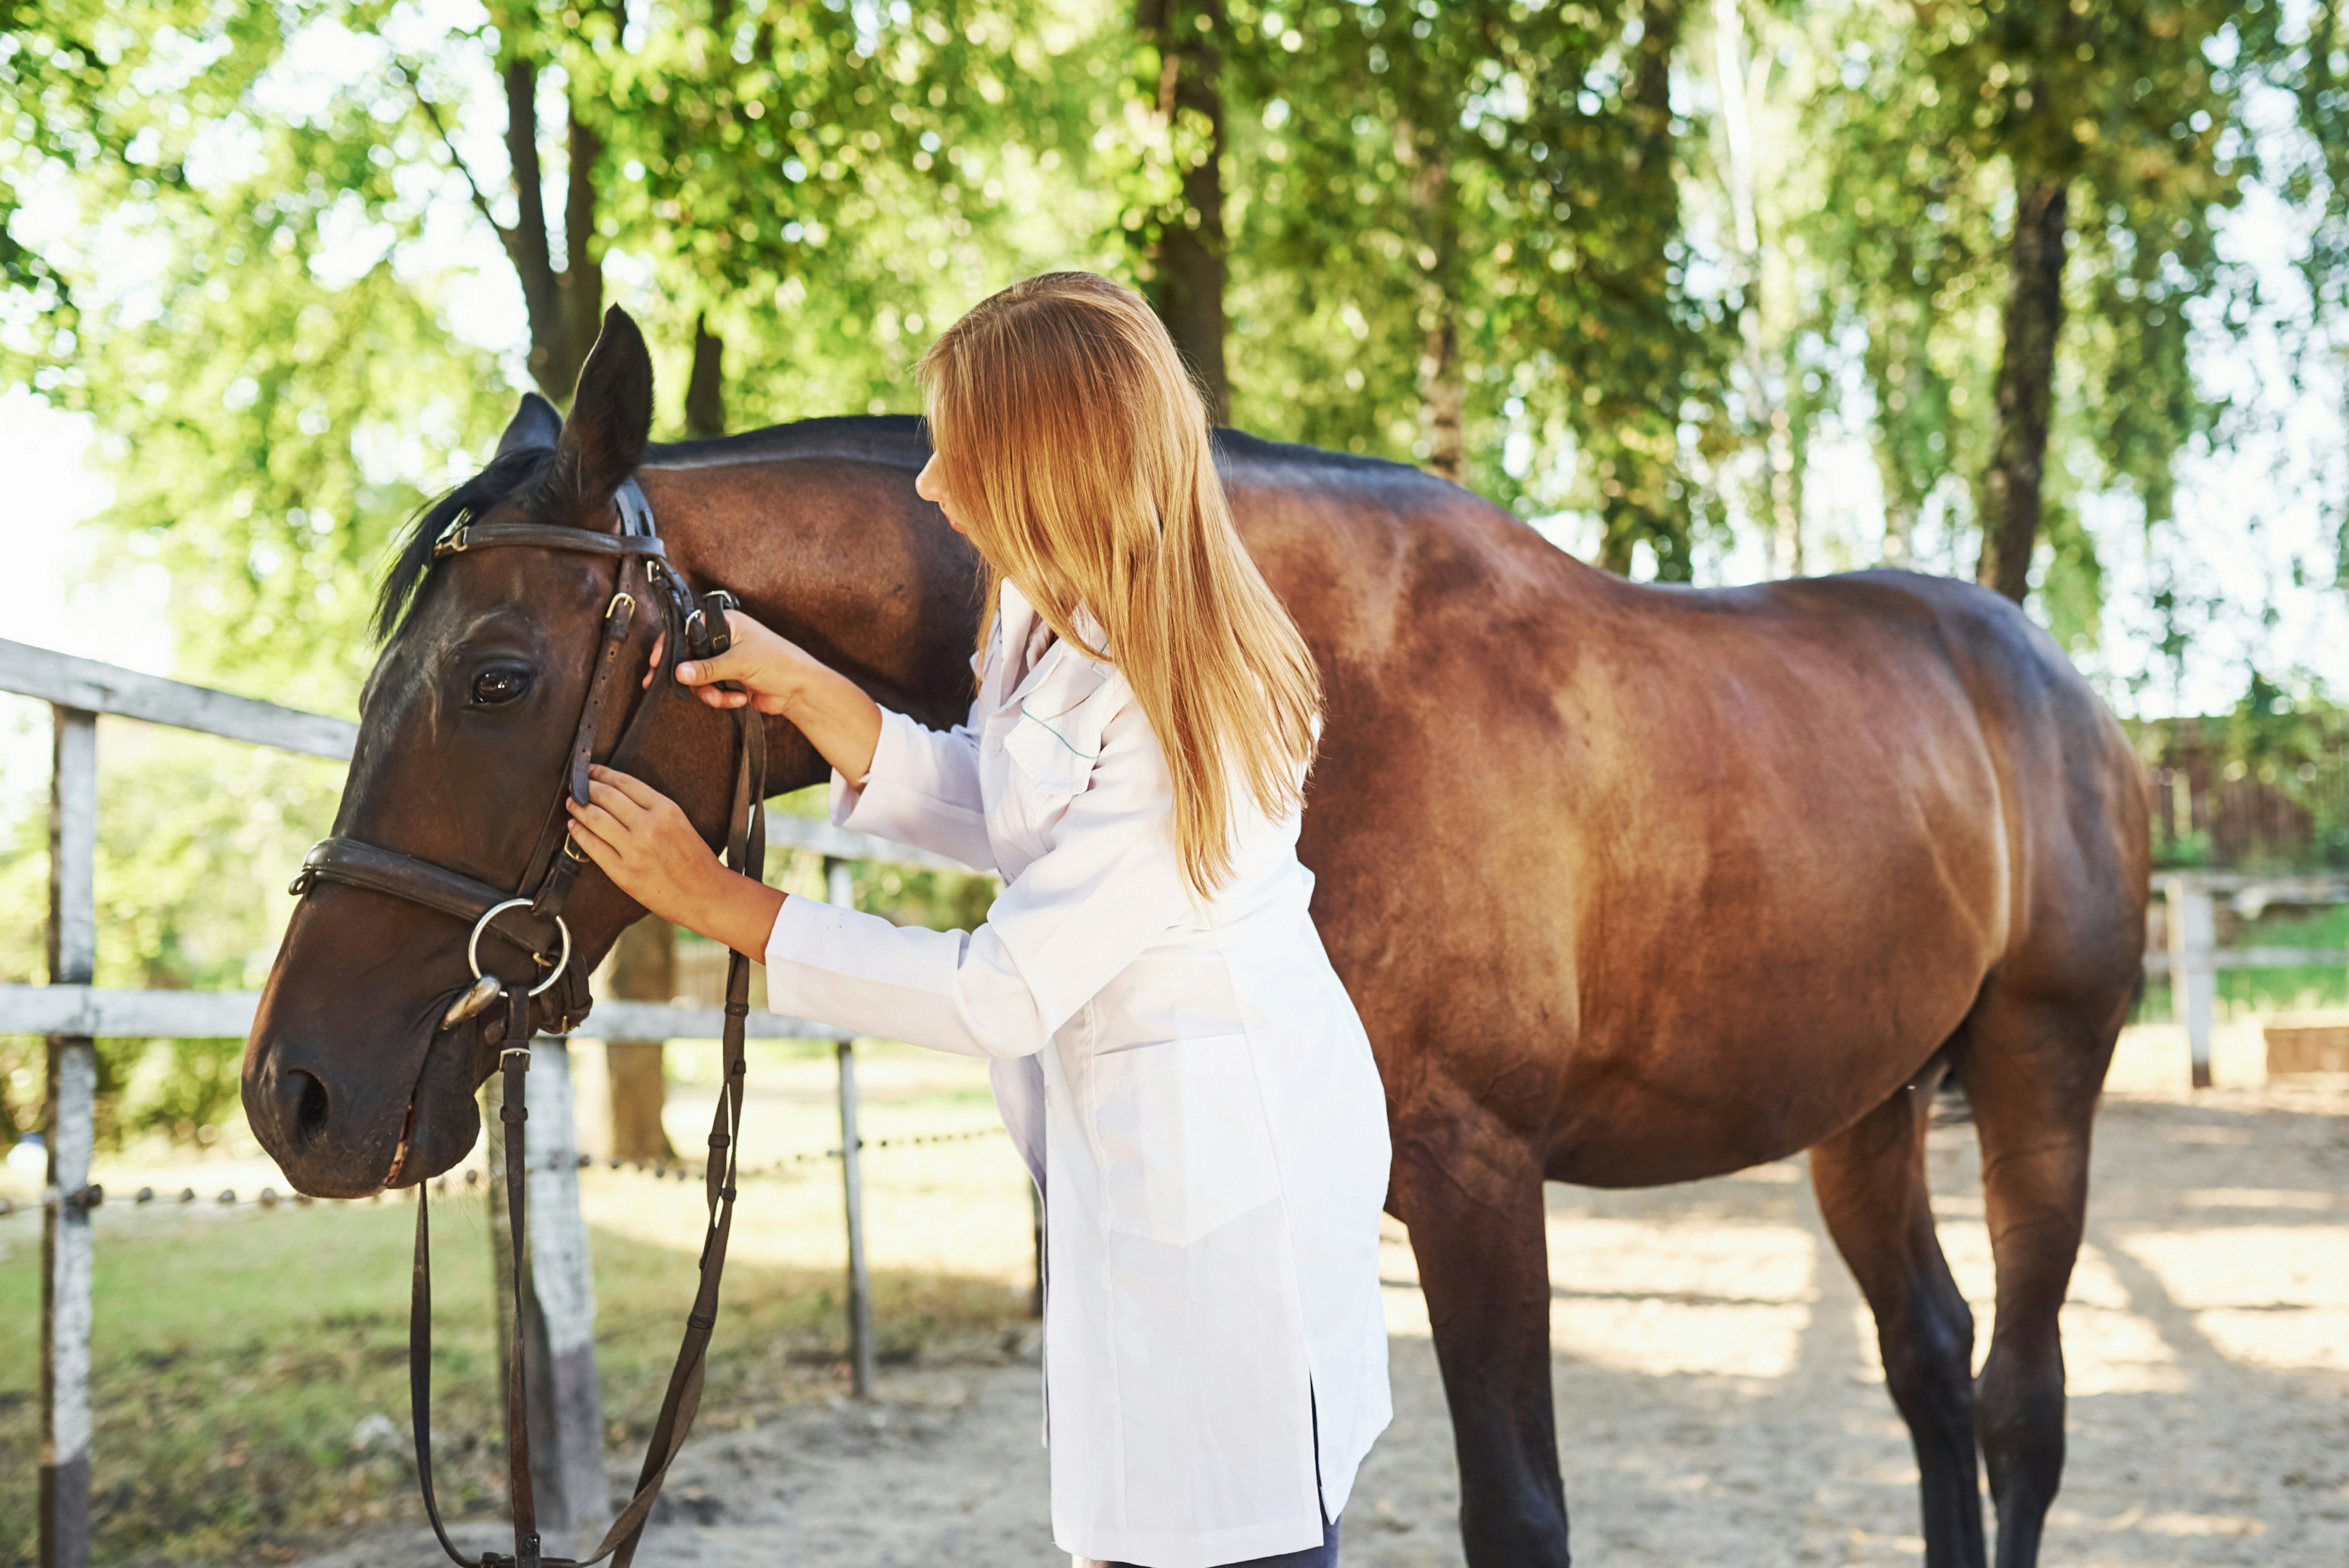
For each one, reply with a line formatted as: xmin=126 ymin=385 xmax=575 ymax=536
xmin=0 ymin=637 xmax=990 ymax=1567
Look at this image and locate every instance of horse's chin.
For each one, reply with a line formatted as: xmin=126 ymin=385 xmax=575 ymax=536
xmin=385 ymin=1018 xmax=491 ymax=1188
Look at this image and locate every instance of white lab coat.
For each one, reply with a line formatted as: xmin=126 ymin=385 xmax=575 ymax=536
xmin=764 ymin=580 xmax=1392 ymax=1567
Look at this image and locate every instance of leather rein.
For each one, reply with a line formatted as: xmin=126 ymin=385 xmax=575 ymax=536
xmin=287 ymin=475 xmax=767 ymax=1568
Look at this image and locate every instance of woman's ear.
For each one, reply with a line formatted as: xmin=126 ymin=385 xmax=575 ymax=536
xmin=549 ymin=306 xmax=655 ymax=508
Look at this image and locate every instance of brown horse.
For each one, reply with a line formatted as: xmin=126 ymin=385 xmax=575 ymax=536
xmin=243 ymin=309 xmax=2149 ymax=1568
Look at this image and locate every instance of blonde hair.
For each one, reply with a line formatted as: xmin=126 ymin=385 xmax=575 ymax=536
xmin=918 ymin=271 xmax=1322 ymax=897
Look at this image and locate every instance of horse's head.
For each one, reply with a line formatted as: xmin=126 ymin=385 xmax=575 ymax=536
xmin=242 ymin=307 xmax=737 ymax=1196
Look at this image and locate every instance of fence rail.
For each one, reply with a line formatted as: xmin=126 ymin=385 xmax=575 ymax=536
xmin=1 ymin=638 xmax=992 ymax=1568
xmin=0 ymin=984 xmax=859 ymax=1045
xmin=0 ymin=637 xmax=980 ymax=874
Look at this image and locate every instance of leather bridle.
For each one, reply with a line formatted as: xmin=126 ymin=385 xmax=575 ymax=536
xmin=287 ymin=475 xmax=767 ymax=1568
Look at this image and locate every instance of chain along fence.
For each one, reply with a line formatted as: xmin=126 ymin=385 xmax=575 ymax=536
xmin=0 ymin=637 xmax=1018 ymax=1567
xmin=0 ymin=1123 xmax=1015 ymax=1219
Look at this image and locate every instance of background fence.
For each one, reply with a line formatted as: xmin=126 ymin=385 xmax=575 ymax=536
xmin=5 ymin=637 xmax=2348 ymax=1565
xmin=2131 ymin=710 xmax=2349 ymax=873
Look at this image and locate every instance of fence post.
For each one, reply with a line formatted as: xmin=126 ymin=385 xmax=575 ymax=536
xmin=42 ymin=706 xmax=97 ymax=1568
xmin=2166 ymin=876 xmax=2217 ymax=1090
xmin=827 ymin=857 xmax=878 ymax=1399
xmin=484 ymin=1042 xmax=607 ymax=1548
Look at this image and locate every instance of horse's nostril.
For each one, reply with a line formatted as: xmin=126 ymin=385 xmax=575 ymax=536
xmin=287 ymin=1068 xmax=332 ymax=1141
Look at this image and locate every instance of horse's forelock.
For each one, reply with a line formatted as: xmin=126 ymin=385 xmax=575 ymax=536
xmin=375 ymin=445 xmax=559 ymax=641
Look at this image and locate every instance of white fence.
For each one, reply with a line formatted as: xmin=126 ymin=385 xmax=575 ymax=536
xmin=0 ymin=637 xmax=992 ymax=1567
xmin=2144 ymin=873 xmax=2349 ymax=1087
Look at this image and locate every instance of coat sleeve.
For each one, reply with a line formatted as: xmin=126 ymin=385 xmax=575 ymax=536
xmin=827 ymin=703 xmax=996 ymax=873
xmin=764 ymin=698 xmax=1195 ymax=1059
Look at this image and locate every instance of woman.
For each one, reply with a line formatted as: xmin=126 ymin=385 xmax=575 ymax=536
xmin=565 ymin=271 xmax=1392 ymax=1568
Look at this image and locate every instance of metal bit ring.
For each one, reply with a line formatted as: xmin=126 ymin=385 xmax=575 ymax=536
xmin=466 ymin=898 xmax=571 ymax=997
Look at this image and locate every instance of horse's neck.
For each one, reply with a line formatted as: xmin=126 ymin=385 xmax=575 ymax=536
xmin=644 ymin=453 xmax=984 ymax=745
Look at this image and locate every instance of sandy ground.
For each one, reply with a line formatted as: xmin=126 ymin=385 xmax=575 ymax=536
xmin=289 ymin=1032 xmax=2349 ymax=1568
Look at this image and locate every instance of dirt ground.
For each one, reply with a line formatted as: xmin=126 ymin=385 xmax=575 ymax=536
xmin=293 ymin=1050 xmax=2349 ymax=1568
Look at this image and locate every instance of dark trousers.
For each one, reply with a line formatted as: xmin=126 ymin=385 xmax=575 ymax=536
xmin=1107 ymin=1516 xmax=1339 ymax=1568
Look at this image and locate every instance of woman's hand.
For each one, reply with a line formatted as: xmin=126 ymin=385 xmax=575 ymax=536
xmin=678 ymin=607 xmax=886 ymax=787
xmin=674 ymin=608 xmax=825 ymax=716
xmin=564 ymin=765 xmax=785 ymax=959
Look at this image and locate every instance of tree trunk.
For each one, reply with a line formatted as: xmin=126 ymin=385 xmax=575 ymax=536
xmin=1420 ymin=314 xmax=1463 ymax=482
xmin=1405 ymin=144 xmax=1463 ymax=483
xmin=685 ymin=312 xmax=725 ymax=439
xmin=552 ymin=104 xmax=605 ymax=394
xmin=1713 ymin=0 xmax=1799 ymax=576
xmin=1136 ymin=0 xmax=1229 ymax=423
xmin=604 ymin=918 xmax=677 ymax=1165
xmin=491 ymin=15 xmax=605 ymax=401
xmin=1593 ymin=0 xmax=1687 ymax=579
xmin=1882 ymin=500 xmax=1916 ymax=565
xmin=1977 ymin=179 xmax=2068 ymax=603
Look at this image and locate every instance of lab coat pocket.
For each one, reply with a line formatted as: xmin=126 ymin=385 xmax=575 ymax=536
xmin=1090 ymin=1033 xmax=1284 ymax=1246
xmin=1000 ymin=701 xmax=1100 ymax=798
xmin=997 ymin=691 xmax=1108 ymax=854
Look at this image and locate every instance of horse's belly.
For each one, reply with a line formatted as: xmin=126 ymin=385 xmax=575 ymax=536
xmin=1543 ymin=1008 xmax=1964 ymax=1188
xmin=1542 ymin=817 xmax=2006 ymax=1185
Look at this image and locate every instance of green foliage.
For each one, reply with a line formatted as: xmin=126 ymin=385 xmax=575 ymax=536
xmin=1788 ymin=0 xmax=2316 ymax=637
xmin=0 ymin=0 xmax=274 ymax=371
xmin=7 ymin=2 xmax=515 ymax=703
xmin=1220 ymin=0 xmax=1731 ymax=571
xmin=576 ymin=0 xmax=1119 ymax=423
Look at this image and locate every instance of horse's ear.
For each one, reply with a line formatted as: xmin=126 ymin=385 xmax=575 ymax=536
xmin=549 ymin=306 xmax=653 ymax=508
xmin=496 ymin=392 xmax=563 ymax=457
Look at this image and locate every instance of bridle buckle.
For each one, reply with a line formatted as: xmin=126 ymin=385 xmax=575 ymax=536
xmin=686 ymin=589 xmax=738 ymax=658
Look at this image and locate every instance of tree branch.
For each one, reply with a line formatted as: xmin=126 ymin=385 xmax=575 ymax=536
xmin=411 ymin=84 xmax=516 ymax=256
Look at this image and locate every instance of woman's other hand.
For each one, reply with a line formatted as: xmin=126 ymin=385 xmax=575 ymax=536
xmin=675 ymin=608 xmax=825 ymax=716
xmin=564 ymin=765 xmax=784 ymax=957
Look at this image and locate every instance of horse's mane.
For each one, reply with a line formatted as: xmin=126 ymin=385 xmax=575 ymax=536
xmin=645 ymin=412 xmax=930 ymax=470
xmin=375 ymin=444 xmax=558 ymax=640
xmin=374 ymin=415 xmax=1421 ymax=643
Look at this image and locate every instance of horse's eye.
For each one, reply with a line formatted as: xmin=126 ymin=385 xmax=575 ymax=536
xmin=472 ymin=667 xmax=534 ymax=706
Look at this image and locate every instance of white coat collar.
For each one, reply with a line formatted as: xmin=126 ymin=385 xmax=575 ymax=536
xmin=996 ymin=578 xmax=1111 ymax=712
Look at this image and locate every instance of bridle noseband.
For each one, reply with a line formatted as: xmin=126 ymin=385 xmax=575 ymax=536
xmin=287 ymin=473 xmax=768 ymax=1568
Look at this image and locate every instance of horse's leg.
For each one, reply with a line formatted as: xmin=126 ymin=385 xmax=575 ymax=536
xmin=1810 ymin=1061 xmax=1986 ymax=1568
xmin=1961 ymin=989 xmax=2115 ymax=1568
xmin=1393 ymin=1119 xmax=1570 ymax=1568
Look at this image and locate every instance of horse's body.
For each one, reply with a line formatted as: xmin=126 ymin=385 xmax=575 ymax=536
xmin=244 ymin=316 xmax=2148 ymax=1568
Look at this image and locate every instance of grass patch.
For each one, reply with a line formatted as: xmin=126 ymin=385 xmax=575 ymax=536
xmin=0 ymin=1193 xmax=1029 ymax=1565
